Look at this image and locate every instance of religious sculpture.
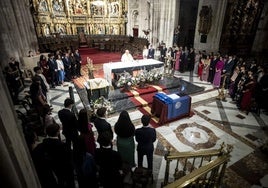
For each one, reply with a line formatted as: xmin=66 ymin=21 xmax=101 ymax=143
xmin=53 ymin=0 xmax=64 ymax=12
xmin=74 ymin=0 xmax=85 ymax=14
xmin=90 ymin=4 xmax=104 ymax=16
xmin=44 ymin=24 xmax=50 ymax=36
xmin=132 ymin=10 xmax=139 ymax=25
xmin=198 ymin=5 xmax=213 ymax=34
xmin=38 ymin=0 xmax=48 ymax=12
xmin=66 ymin=24 xmax=72 ymax=35
xmin=57 ymin=24 xmax=66 ymax=35
xmin=142 ymin=29 xmax=150 ymax=39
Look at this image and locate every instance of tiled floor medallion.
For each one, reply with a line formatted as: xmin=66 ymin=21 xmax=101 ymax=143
xmin=174 ymin=122 xmax=219 ymax=150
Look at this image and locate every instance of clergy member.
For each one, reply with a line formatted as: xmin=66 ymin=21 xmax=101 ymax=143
xmin=121 ymin=49 xmax=134 ymax=62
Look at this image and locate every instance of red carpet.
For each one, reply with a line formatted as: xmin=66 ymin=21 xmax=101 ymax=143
xmin=79 ymin=47 xmax=122 ymax=65
xmin=129 ymin=91 xmax=157 ymax=106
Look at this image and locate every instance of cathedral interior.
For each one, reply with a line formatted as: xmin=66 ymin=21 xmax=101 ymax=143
xmin=0 ymin=0 xmax=268 ymax=187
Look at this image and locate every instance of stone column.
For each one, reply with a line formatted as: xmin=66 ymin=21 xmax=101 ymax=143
xmin=157 ymin=0 xmax=178 ymax=48
xmin=0 ymin=67 xmax=41 ymax=187
xmin=252 ymin=2 xmax=268 ymax=54
xmin=0 ymin=0 xmax=38 ymax=66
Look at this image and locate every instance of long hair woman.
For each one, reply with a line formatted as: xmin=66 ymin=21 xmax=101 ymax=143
xmin=114 ymin=110 xmax=136 ymax=169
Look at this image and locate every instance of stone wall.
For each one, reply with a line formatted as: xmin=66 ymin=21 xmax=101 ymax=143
xmin=0 ymin=0 xmax=38 ymax=67
xmin=194 ymin=0 xmax=227 ymax=53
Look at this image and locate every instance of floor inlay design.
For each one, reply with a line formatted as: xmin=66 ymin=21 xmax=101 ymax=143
xmin=194 ymin=110 xmax=257 ymax=149
xmin=174 ymin=122 xmax=219 ymax=150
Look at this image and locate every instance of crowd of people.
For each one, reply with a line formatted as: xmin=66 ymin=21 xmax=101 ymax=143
xmin=3 ymin=48 xmax=84 ymax=106
xmin=2 ymin=42 xmax=268 ymax=188
xmin=27 ymin=49 xmax=84 ymax=122
xmin=24 ymin=98 xmax=156 ymax=188
xmin=142 ymin=44 xmax=268 ymax=115
xmin=43 ymin=49 xmax=83 ymax=88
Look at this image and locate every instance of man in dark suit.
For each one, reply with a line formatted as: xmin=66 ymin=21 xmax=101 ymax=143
xmin=160 ymin=44 xmax=167 ymax=62
xmin=208 ymin=55 xmax=219 ymax=83
xmin=62 ymin=52 xmax=72 ymax=81
xmin=95 ymin=131 xmax=123 ymax=188
xmin=74 ymin=49 xmax=82 ymax=77
xmin=135 ymin=115 xmax=156 ymax=171
xmin=187 ymin=48 xmax=195 ymax=73
xmin=47 ymin=53 xmax=58 ymax=87
xmin=147 ymin=45 xmax=155 ymax=59
xmin=32 ymin=123 xmax=75 ymax=188
xmin=58 ymin=98 xmax=79 ymax=152
xmin=223 ymin=55 xmax=235 ymax=88
xmin=94 ymin=107 xmax=114 ymax=146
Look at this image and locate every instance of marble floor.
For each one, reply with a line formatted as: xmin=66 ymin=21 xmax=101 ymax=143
xmin=20 ymin=71 xmax=268 ymax=188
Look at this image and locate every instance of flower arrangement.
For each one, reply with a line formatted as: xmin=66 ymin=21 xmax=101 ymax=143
xmin=92 ymin=96 xmax=114 ymax=114
xmin=116 ymin=71 xmax=134 ymax=88
xmin=147 ymin=68 xmax=163 ymax=83
xmin=116 ymin=68 xmax=163 ymax=89
xmin=135 ymin=68 xmax=163 ymax=84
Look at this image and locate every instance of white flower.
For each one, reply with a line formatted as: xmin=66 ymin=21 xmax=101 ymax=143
xmin=93 ymin=96 xmax=113 ymax=114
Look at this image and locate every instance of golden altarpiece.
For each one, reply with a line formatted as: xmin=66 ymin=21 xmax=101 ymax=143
xmin=32 ymin=0 xmax=128 ymax=37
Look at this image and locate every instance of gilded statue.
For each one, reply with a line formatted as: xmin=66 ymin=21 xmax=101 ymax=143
xmin=53 ymin=0 xmax=64 ymax=12
xmin=38 ymin=0 xmax=48 ymax=12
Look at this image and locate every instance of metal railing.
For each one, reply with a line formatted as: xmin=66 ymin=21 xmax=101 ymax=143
xmin=162 ymin=143 xmax=233 ymax=188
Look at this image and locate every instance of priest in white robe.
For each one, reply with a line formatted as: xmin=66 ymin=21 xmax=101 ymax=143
xmin=121 ymin=50 xmax=134 ymax=62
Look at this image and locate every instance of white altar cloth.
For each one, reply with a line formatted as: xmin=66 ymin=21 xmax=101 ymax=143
xmin=103 ymin=59 xmax=163 ymax=84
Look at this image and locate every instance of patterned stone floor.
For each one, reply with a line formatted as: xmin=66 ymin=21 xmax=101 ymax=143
xmin=19 ymin=70 xmax=268 ymax=188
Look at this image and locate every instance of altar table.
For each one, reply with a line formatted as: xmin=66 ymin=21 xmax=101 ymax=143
xmin=103 ymin=59 xmax=164 ymax=84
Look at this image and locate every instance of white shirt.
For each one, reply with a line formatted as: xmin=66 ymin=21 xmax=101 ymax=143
xmin=56 ymin=59 xmax=64 ymax=70
xmin=143 ymin=49 xmax=148 ymax=59
xmin=155 ymin=49 xmax=161 ymax=59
